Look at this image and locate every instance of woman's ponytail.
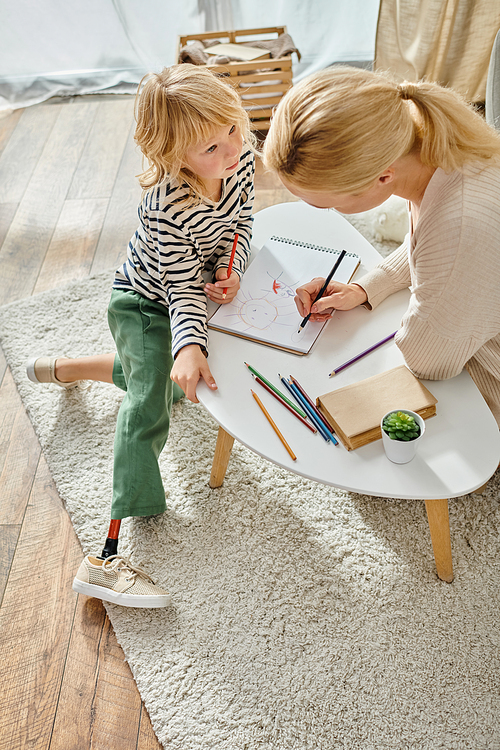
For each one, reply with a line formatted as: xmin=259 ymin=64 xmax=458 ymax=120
xmin=397 ymin=79 xmax=500 ymax=171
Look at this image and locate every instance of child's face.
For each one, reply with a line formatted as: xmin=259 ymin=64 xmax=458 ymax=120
xmin=183 ymin=124 xmax=243 ymax=183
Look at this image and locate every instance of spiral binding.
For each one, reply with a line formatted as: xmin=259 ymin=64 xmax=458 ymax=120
xmin=269 ymin=236 xmax=358 ymax=257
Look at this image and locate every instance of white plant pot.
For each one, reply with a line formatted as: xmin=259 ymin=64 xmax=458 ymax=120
xmin=380 ymin=409 xmax=425 ymax=464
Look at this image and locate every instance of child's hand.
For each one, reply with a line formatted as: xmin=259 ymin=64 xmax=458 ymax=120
xmin=295 ymin=279 xmax=368 ymax=321
xmin=170 ymin=344 xmax=217 ymax=403
xmin=205 ymin=268 xmax=240 ymax=304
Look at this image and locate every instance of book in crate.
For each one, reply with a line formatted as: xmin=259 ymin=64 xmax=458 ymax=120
xmin=316 ymin=365 xmax=438 ymax=451
xmin=205 ymin=43 xmax=271 ymax=61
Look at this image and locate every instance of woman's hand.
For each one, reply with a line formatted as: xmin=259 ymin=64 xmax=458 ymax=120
xmin=205 ymin=268 xmax=240 ymax=304
xmin=295 ymin=279 xmax=368 ymax=321
xmin=170 ymin=344 xmax=217 ymax=403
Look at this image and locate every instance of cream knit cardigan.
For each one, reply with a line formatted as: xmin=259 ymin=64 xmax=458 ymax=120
xmin=359 ymin=163 xmax=500 ymax=425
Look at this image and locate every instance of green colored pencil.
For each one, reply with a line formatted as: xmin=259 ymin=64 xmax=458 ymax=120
xmin=244 ymin=362 xmax=308 ymax=419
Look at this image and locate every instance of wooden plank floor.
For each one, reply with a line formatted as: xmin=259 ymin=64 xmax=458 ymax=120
xmin=0 ymin=97 xmax=297 ymax=750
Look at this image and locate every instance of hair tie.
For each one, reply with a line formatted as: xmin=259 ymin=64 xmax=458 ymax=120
xmin=398 ymin=83 xmax=415 ymax=101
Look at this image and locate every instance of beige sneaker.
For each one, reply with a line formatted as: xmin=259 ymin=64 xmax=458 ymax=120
xmin=72 ymin=554 xmax=171 ymax=608
xmin=26 ymin=356 xmax=81 ymax=389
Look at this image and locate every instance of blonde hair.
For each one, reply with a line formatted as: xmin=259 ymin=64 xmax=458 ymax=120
xmin=134 ymin=64 xmax=257 ymax=204
xmin=263 ymin=65 xmax=500 ymax=194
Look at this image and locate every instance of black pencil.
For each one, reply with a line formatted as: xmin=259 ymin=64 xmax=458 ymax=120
xmin=297 ymin=249 xmax=347 ymax=333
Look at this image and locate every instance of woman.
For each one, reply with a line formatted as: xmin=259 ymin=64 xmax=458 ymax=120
xmin=263 ymin=66 xmax=500 ymax=424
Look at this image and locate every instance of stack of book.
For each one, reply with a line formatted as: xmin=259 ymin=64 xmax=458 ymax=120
xmin=316 ymin=365 xmax=437 ymax=451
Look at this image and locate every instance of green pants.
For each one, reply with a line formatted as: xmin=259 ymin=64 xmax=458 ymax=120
xmin=108 ymin=289 xmax=184 ymax=520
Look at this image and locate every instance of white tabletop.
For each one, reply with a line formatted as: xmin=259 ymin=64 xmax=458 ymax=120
xmin=198 ymin=202 xmax=500 ymax=500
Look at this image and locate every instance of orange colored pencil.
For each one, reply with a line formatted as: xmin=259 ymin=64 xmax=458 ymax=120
xmin=251 ymin=374 xmax=317 ymax=434
xmin=222 ymin=233 xmax=239 ymax=299
xmin=251 ymin=389 xmax=297 ymax=461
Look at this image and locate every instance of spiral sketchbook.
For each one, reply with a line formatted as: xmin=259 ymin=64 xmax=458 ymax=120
xmin=208 ymin=235 xmax=360 ymax=355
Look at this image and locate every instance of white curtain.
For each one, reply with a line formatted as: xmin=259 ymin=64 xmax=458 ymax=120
xmin=0 ymin=0 xmax=380 ymax=111
xmin=231 ymin=0 xmax=380 ymax=78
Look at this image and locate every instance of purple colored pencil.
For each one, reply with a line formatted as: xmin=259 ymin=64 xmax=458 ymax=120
xmin=329 ymin=331 xmax=398 ymax=377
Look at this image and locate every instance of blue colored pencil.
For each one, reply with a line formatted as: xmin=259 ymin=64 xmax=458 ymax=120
xmin=279 ymin=375 xmax=335 ymax=444
xmin=289 ymin=374 xmax=336 ymax=435
xmin=287 ymin=380 xmax=337 ymax=444
xmin=279 ymin=375 xmax=322 ymax=434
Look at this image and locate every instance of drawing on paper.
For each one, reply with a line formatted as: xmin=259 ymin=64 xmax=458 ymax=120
xmin=208 ymin=236 xmax=360 ymax=354
xmin=263 ymin=271 xmax=296 ymax=299
xmin=221 ymin=288 xmax=298 ymax=334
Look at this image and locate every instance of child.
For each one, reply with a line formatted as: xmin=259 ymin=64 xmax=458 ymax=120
xmin=27 ymin=64 xmax=257 ymax=608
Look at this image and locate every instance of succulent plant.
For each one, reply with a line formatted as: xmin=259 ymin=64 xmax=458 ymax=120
xmin=382 ymin=410 xmax=421 ymax=441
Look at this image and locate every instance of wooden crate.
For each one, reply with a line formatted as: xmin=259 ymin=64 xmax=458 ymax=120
xmin=176 ymin=26 xmax=294 ymax=131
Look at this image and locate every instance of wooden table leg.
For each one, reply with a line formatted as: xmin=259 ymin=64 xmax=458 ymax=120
xmin=473 ymin=482 xmax=488 ymax=494
xmin=424 ymin=498 xmax=454 ymax=583
xmin=209 ymin=426 xmax=235 ymax=488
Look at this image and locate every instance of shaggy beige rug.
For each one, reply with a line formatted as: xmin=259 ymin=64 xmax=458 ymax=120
xmin=1 ymin=213 xmax=499 ymax=749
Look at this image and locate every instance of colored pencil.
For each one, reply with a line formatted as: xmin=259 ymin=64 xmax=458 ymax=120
xmin=222 ymin=233 xmax=239 ymax=299
xmin=244 ymin=362 xmax=308 ymax=419
xmin=251 ymin=373 xmax=317 ymax=434
xmin=328 ymin=330 xmax=398 ymax=377
xmin=251 ymin=389 xmax=297 ymax=461
xmin=297 ymin=249 xmax=347 ymax=332
xmin=279 ymin=375 xmax=334 ymax=444
xmin=289 ymin=374 xmax=336 ymax=435
xmin=287 ymin=380 xmax=337 ymax=444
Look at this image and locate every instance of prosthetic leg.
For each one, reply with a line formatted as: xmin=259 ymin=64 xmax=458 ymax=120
xmin=99 ymin=519 xmax=122 ymax=559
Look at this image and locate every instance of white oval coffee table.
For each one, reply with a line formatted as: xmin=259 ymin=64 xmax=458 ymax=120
xmin=197 ymin=202 xmax=500 ymax=582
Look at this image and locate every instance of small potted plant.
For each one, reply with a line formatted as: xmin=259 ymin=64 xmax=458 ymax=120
xmin=380 ymin=409 xmax=425 ymax=463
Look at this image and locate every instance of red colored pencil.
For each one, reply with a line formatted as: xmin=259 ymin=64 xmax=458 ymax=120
xmin=289 ymin=374 xmax=336 ymax=434
xmin=222 ymin=233 xmax=239 ymax=299
xmin=251 ymin=374 xmax=317 ymax=434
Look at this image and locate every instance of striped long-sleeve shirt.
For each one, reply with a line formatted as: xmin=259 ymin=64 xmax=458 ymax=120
xmin=359 ymin=163 xmax=500 ymax=425
xmin=114 ymin=147 xmax=255 ymax=357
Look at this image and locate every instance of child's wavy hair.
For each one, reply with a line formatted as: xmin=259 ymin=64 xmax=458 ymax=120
xmin=135 ymin=64 xmax=257 ymax=204
xmin=263 ymin=65 xmax=500 ymax=195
